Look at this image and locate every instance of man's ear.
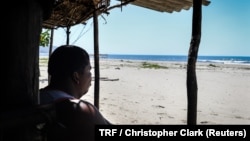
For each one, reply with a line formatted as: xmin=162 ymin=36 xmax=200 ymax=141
xmin=72 ymin=72 xmax=80 ymax=84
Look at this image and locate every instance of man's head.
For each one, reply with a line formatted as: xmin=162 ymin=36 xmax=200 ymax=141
xmin=48 ymin=45 xmax=92 ymax=98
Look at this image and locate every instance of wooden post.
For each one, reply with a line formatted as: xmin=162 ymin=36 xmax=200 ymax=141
xmin=186 ymin=0 xmax=202 ymax=125
xmin=49 ymin=28 xmax=54 ymax=57
xmin=2 ymin=1 xmax=45 ymax=112
xmin=1 ymin=0 xmax=54 ymax=140
xmin=93 ymin=9 xmax=100 ymax=109
xmin=66 ymin=26 xmax=71 ymax=45
xmin=48 ymin=28 xmax=54 ymax=83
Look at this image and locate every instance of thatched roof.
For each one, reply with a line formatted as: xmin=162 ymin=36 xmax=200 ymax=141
xmin=42 ymin=0 xmax=211 ymax=29
xmin=42 ymin=0 xmax=110 ymax=29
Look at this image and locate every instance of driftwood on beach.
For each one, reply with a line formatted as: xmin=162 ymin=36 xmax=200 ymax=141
xmin=93 ymin=77 xmax=119 ymax=81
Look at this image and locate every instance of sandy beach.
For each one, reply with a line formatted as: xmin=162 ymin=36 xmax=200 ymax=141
xmin=39 ymin=58 xmax=250 ymax=125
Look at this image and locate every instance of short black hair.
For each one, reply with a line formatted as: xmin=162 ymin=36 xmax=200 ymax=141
xmin=48 ymin=45 xmax=90 ymax=77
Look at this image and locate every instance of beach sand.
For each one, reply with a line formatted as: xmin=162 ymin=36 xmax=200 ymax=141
xmin=39 ymin=58 xmax=250 ymax=125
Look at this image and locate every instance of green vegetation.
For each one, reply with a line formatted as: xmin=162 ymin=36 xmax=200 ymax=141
xmin=39 ymin=58 xmax=48 ymax=66
xmin=40 ymin=29 xmax=50 ymax=47
xmin=208 ymin=64 xmax=217 ymax=67
xmin=141 ymin=62 xmax=168 ymax=69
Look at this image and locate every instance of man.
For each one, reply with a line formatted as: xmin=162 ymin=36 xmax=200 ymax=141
xmin=40 ymin=45 xmax=111 ymax=141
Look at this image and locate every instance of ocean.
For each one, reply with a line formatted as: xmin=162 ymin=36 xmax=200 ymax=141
xmin=102 ymin=54 xmax=250 ymax=65
xmin=40 ymin=52 xmax=250 ymax=65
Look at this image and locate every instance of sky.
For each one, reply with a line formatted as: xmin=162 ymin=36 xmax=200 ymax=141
xmin=48 ymin=0 xmax=250 ymax=56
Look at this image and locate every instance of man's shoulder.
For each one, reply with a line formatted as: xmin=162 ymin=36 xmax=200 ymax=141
xmin=69 ymin=99 xmax=92 ymax=105
xmin=55 ymin=99 xmax=97 ymax=116
xmin=69 ymin=99 xmax=99 ymax=116
xmin=55 ymin=98 xmax=110 ymax=125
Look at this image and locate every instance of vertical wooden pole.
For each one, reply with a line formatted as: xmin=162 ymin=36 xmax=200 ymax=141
xmin=186 ymin=0 xmax=202 ymax=125
xmin=2 ymin=0 xmax=44 ymax=111
xmin=1 ymin=0 xmax=54 ymax=140
xmin=49 ymin=28 xmax=54 ymax=57
xmin=93 ymin=9 xmax=100 ymax=109
xmin=48 ymin=28 xmax=54 ymax=83
xmin=66 ymin=26 xmax=70 ymax=45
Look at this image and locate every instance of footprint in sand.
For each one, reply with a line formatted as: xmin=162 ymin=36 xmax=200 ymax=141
xmin=157 ymin=113 xmax=174 ymax=119
xmin=234 ymin=116 xmax=244 ymax=119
